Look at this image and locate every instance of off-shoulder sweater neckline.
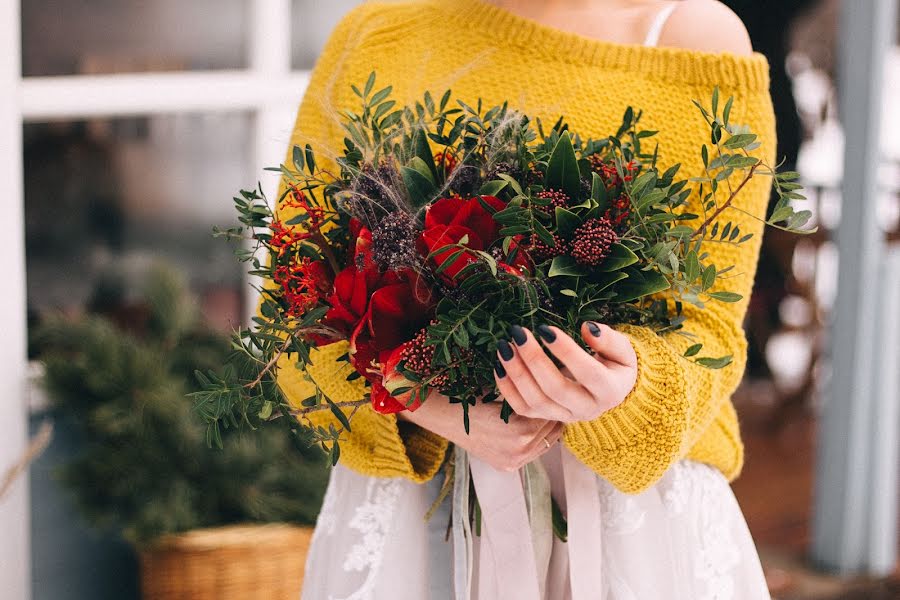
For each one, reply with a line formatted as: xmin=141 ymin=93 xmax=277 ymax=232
xmin=423 ymin=0 xmax=770 ymax=91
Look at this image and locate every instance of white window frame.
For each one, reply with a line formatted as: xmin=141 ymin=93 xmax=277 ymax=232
xmin=1 ymin=1 xmax=311 ymax=597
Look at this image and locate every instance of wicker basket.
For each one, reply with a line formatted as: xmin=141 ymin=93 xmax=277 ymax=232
xmin=138 ymin=523 xmax=313 ymax=600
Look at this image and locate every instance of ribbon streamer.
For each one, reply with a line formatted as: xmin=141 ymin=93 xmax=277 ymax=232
xmin=561 ymin=446 xmax=604 ymax=598
xmin=454 ymin=446 xmax=603 ymax=599
xmin=452 ymin=446 xmax=474 ymax=600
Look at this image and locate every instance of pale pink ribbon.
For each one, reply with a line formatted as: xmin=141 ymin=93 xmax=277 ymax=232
xmin=467 ymin=447 xmax=603 ymax=599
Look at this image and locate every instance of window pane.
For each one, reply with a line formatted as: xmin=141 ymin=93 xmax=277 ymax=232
xmin=291 ymin=0 xmax=363 ymax=70
xmin=22 ymin=0 xmax=247 ymax=77
xmin=24 ymin=113 xmax=252 ymax=333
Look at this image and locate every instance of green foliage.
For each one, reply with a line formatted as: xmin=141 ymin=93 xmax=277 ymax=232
xmin=36 ymin=265 xmax=329 ymax=545
xmin=194 ymin=78 xmax=815 ymax=456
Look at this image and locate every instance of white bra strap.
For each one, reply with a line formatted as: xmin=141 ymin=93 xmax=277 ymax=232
xmin=643 ymin=2 xmax=681 ymax=47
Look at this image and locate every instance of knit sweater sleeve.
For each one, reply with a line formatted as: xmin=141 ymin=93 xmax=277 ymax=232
xmin=273 ymin=5 xmax=448 ymax=483
xmin=562 ymin=88 xmax=777 ymax=494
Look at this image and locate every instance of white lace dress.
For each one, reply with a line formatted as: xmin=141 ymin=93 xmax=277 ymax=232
xmin=300 ymin=443 xmax=770 ymax=600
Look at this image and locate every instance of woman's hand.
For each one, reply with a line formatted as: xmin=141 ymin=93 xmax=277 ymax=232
xmin=398 ymin=392 xmax=563 ymax=472
xmin=493 ymin=322 xmax=638 ymax=423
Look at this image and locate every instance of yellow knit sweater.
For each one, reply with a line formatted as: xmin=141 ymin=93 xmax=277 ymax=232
xmin=275 ymin=0 xmax=776 ymax=494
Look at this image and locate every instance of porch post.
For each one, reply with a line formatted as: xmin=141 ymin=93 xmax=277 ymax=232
xmin=811 ymin=0 xmax=899 ymax=575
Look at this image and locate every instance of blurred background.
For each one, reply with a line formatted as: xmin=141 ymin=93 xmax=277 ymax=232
xmin=0 ymin=1 xmax=898 ymax=599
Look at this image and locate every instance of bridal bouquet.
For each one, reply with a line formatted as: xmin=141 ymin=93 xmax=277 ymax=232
xmin=193 ymin=73 xmax=811 ymax=461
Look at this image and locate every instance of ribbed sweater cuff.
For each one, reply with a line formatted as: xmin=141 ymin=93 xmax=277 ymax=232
xmin=278 ymin=342 xmax=448 ymax=483
xmin=361 ymin=413 xmax=448 ymax=483
xmin=562 ymin=324 xmax=687 ymax=493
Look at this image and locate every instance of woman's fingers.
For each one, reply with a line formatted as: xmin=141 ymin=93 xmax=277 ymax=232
xmin=494 ymin=336 xmax=574 ymax=422
xmin=523 ymin=420 xmax=565 ymax=462
xmin=508 ymin=419 xmax=565 ymax=471
xmin=580 ymin=321 xmax=637 ymax=368
xmin=529 ymin=323 xmax=637 ymax=419
xmin=531 ymin=325 xmax=610 ymax=393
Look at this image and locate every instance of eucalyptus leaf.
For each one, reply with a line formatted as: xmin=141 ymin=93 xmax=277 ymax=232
xmin=708 ymin=291 xmax=743 ymax=303
xmin=696 ymin=355 xmax=733 ymax=369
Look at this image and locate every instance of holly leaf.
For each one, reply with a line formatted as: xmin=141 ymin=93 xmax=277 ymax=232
xmin=614 ymin=268 xmax=669 ymax=302
xmin=548 ymin=255 xmax=588 ymax=277
xmin=554 ymin=207 xmax=582 ymax=238
xmin=597 ymin=243 xmax=639 ymax=272
xmin=546 ymin=131 xmax=581 ymax=199
xmin=479 ymin=179 xmax=508 ymax=197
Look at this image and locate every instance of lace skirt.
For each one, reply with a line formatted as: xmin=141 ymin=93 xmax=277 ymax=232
xmin=301 ymin=446 xmax=770 ymax=600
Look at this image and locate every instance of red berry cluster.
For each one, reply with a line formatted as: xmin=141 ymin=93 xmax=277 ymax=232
xmin=434 ymin=150 xmax=458 ymax=175
xmin=535 ymin=189 xmax=570 ymax=212
xmin=400 ymin=324 xmax=449 ymax=389
xmin=529 ymin=232 xmax=569 ymax=262
xmin=570 ymin=217 xmax=618 ymax=266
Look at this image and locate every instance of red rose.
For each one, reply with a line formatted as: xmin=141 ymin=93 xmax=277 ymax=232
xmin=424 ymin=195 xmax=505 ymax=242
xmin=323 ymin=223 xmax=434 ymax=412
xmin=351 ymin=270 xmax=434 ymax=414
xmin=323 ymin=224 xmax=398 ymax=338
xmin=499 ymin=236 xmax=533 ymax=277
xmin=419 ymin=196 xmax=506 ymax=283
xmin=417 ymin=224 xmax=483 ymax=281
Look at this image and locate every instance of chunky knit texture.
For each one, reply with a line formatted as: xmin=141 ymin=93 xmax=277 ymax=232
xmin=274 ymin=0 xmax=776 ymax=492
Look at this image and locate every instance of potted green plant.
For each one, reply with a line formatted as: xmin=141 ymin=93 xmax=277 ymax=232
xmin=36 ymin=266 xmax=328 ymax=600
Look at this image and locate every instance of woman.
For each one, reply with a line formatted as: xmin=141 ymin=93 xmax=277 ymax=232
xmin=281 ymin=1 xmax=775 ymax=598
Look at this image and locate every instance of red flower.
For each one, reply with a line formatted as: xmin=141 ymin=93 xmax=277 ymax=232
xmin=418 ymin=195 xmax=506 ymax=282
xmin=417 ymin=224 xmax=483 ymax=281
xmin=350 ymin=270 xmax=434 ymax=414
xmin=274 ymin=258 xmax=331 ymax=318
xmin=323 ymin=222 xmax=434 ymax=413
xmin=323 ymin=223 xmax=384 ymax=338
xmin=283 ymin=186 xmax=326 ymax=231
xmin=502 ymin=236 xmax=533 ymax=275
xmin=269 ymin=220 xmax=311 ymax=257
xmin=424 ymin=195 xmax=505 ymax=243
xmin=373 ymin=343 xmax=425 ymax=413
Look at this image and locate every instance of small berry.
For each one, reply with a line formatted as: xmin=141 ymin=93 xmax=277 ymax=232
xmin=529 ymin=232 xmax=568 ymax=262
xmin=535 ymin=189 xmax=570 ymax=212
xmin=570 ymin=217 xmax=618 ymax=266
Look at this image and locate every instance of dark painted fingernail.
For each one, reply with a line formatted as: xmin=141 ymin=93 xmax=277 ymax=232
xmin=497 ymin=339 xmax=514 ymax=361
xmin=510 ymin=324 xmax=527 ymax=346
xmin=587 ymin=321 xmax=602 ymax=337
xmin=536 ymin=324 xmax=556 ymax=343
xmin=494 ymin=361 xmax=506 ymax=378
